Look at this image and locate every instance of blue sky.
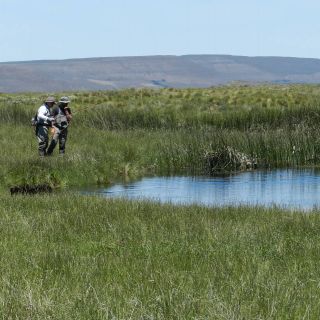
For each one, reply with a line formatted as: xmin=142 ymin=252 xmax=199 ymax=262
xmin=1 ymin=0 xmax=320 ymax=62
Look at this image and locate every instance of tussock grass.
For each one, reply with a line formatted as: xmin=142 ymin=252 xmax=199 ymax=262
xmin=2 ymin=84 xmax=320 ymax=129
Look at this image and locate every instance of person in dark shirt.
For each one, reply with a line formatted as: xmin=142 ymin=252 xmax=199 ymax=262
xmin=46 ymin=96 xmax=72 ymax=155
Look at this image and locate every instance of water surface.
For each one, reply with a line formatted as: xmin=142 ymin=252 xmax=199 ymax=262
xmin=89 ymin=169 xmax=320 ymax=210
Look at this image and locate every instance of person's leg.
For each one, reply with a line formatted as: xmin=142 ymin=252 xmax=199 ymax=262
xmin=59 ymin=129 xmax=68 ymax=154
xmin=47 ymin=128 xmax=60 ymax=155
xmin=36 ymin=126 xmax=49 ymax=156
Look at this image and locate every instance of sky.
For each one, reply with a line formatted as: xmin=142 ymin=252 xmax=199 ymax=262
xmin=1 ymin=0 xmax=320 ymax=62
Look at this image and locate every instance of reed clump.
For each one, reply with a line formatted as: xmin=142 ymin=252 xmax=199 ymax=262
xmin=204 ymin=146 xmax=258 ymax=174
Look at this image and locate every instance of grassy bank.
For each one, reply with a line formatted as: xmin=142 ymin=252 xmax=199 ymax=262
xmin=2 ymin=123 xmax=320 ymax=188
xmin=2 ymin=193 xmax=320 ymax=319
xmin=1 ymin=84 xmax=320 ymax=187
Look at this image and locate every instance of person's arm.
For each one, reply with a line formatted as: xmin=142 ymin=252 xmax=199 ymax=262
xmin=64 ymin=107 xmax=72 ymax=122
xmin=37 ymin=105 xmax=52 ymax=122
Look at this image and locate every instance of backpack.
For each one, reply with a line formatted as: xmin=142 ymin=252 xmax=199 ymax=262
xmin=31 ymin=113 xmax=38 ymax=126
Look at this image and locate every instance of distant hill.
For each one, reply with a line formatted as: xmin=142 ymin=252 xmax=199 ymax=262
xmin=1 ymin=54 xmax=320 ymax=92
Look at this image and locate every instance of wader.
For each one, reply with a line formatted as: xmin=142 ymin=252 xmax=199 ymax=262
xmin=47 ymin=126 xmax=68 ymax=155
xmin=35 ymin=102 xmax=53 ymax=156
xmin=36 ymin=125 xmax=49 ymax=156
xmin=46 ymin=106 xmax=69 ymax=155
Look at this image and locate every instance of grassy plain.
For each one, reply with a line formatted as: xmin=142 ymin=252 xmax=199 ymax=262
xmin=2 ymin=194 xmax=320 ymax=319
xmin=1 ymin=84 xmax=320 ymax=319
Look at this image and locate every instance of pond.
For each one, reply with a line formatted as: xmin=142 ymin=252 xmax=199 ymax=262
xmin=86 ymin=169 xmax=320 ymax=210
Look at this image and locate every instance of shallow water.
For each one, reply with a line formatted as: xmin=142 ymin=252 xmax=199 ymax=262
xmin=88 ymin=169 xmax=320 ymax=210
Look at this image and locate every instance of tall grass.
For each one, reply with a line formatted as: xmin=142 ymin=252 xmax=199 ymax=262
xmin=2 ymin=123 xmax=320 ymax=187
xmin=72 ymin=85 xmax=320 ymax=130
xmin=2 ymin=84 xmax=320 ymax=129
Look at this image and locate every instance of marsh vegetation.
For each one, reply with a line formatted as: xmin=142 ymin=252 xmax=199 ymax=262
xmin=2 ymin=84 xmax=320 ymax=318
xmin=2 ymin=84 xmax=320 ymax=188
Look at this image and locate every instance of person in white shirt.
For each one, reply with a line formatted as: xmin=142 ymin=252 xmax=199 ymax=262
xmin=36 ymin=97 xmax=56 ymax=156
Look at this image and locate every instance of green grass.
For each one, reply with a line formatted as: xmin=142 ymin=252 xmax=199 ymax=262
xmin=2 ymin=123 xmax=320 ymax=188
xmin=1 ymin=193 xmax=320 ymax=319
xmin=2 ymin=84 xmax=320 ymax=130
xmin=1 ymin=84 xmax=320 ymax=187
xmin=2 ymin=85 xmax=320 ymax=318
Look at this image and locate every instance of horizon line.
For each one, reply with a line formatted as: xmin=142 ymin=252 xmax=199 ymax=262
xmin=1 ymin=53 xmax=320 ymax=64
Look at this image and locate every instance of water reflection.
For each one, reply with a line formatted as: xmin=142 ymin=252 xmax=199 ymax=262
xmin=91 ymin=169 xmax=320 ymax=210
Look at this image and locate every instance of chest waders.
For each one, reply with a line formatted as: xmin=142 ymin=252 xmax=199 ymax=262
xmin=46 ymin=108 xmax=70 ymax=155
xmin=36 ymin=125 xmax=50 ymax=156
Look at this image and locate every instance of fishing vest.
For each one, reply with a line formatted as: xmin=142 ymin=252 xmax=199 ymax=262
xmin=53 ymin=105 xmax=69 ymax=130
